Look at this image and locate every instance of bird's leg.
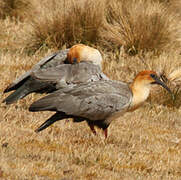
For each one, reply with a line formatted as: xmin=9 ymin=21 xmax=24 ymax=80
xmin=103 ymin=128 xmax=108 ymax=139
xmin=89 ymin=124 xmax=96 ymax=135
xmin=87 ymin=121 xmax=97 ymax=135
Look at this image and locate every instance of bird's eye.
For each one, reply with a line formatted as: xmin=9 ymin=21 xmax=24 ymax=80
xmin=73 ymin=57 xmax=78 ymax=63
xmin=150 ymin=74 xmax=156 ymax=79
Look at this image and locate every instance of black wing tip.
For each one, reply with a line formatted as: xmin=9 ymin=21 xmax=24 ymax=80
xmin=34 ymin=122 xmax=51 ymax=133
xmin=29 ymin=100 xmax=45 ymax=111
xmin=3 ymin=85 xmax=13 ymax=93
xmin=2 ymin=98 xmax=13 ymax=105
xmin=34 ymin=121 xmax=48 ymax=132
xmin=3 ymin=89 xmax=9 ymax=93
xmin=34 ymin=112 xmax=64 ymax=133
xmin=29 ymin=105 xmax=38 ymax=112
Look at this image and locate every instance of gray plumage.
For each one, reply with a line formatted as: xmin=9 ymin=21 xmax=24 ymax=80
xmin=3 ymin=49 xmax=69 ymax=104
xmin=3 ymin=49 xmax=107 ymax=104
xmin=29 ymin=80 xmax=132 ymax=134
xmin=4 ymin=49 xmax=69 ymax=92
xmin=32 ymin=62 xmax=108 ymax=89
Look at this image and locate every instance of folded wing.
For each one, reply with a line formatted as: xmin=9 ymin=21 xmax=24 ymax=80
xmin=30 ymin=80 xmax=132 ymax=121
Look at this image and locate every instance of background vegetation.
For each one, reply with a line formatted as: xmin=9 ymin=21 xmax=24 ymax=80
xmin=0 ymin=0 xmax=181 ymax=179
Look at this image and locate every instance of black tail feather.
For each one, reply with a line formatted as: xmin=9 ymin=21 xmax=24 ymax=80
xmin=4 ymin=86 xmax=12 ymax=93
xmin=35 ymin=112 xmax=68 ymax=132
xmin=2 ymin=86 xmax=30 ymax=104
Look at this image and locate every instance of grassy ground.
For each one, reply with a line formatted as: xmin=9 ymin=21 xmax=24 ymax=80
xmin=0 ymin=0 xmax=181 ymax=179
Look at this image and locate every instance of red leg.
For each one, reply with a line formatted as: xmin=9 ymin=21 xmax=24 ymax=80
xmin=89 ymin=124 xmax=96 ymax=135
xmin=104 ymin=129 xmax=108 ymax=139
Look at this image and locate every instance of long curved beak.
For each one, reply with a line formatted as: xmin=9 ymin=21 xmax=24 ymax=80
xmin=152 ymin=76 xmax=172 ymax=94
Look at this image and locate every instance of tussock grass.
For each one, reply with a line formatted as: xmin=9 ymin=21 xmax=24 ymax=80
xmin=167 ymin=0 xmax=181 ymax=17
xmin=7 ymin=0 xmax=180 ymax=55
xmin=1 ymin=0 xmax=181 ymax=179
xmin=0 ymin=0 xmax=30 ymax=20
xmin=24 ymin=0 xmax=105 ymax=53
xmin=102 ymin=0 xmax=181 ymax=55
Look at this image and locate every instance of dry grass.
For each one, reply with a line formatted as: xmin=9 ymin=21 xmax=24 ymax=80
xmin=0 ymin=0 xmax=30 ymax=20
xmin=101 ymin=0 xmax=181 ymax=55
xmin=167 ymin=0 xmax=181 ymax=18
xmin=23 ymin=0 xmax=105 ymax=53
xmin=1 ymin=0 xmax=181 ymax=179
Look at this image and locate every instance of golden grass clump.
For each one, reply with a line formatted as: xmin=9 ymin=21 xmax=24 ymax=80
xmin=101 ymin=0 xmax=181 ymax=55
xmin=167 ymin=0 xmax=181 ymax=17
xmin=0 ymin=0 xmax=30 ymax=20
xmin=24 ymin=0 xmax=105 ymax=53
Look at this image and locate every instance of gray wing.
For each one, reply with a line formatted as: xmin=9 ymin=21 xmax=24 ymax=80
xmin=29 ymin=80 xmax=132 ymax=121
xmin=4 ymin=49 xmax=69 ymax=92
xmin=33 ymin=49 xmax=69 ymax=69
xmin=32 ymin=62 xmax=109 ymax=89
